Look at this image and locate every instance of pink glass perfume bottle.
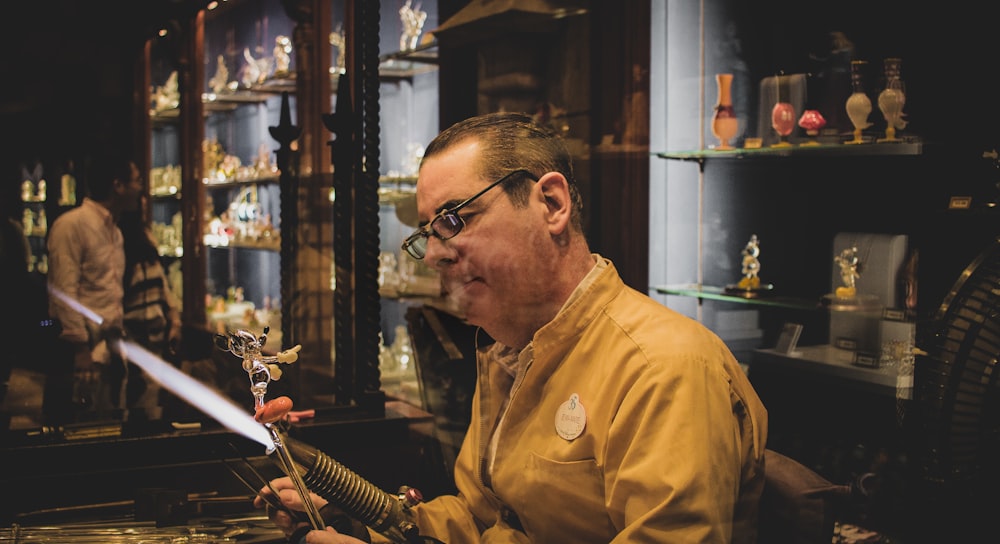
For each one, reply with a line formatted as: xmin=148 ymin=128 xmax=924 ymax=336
xmin=771 ymin=102 xmax=796 ymax=147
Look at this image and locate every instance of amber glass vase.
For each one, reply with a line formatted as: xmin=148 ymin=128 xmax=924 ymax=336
xmin=711 ymin=73 xmax=738 ymax=150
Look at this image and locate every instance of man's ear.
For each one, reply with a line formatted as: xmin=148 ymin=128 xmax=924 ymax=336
xmin=537 ymin=172 xmax=571 ymax=234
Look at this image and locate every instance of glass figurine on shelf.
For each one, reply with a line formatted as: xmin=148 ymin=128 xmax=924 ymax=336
xmin=208 ymin=54 xmax=230 ymax=94
xmin=378 ymin=251 xmax=401 ymax=296
xmin=725 ymin=234 xmax=770 ymax=296
xmin=59 ymin=160 xmax=76 ymax=206
xmin=21 ymin=179 xmax=34 ymax=202
xmin=241 ymin=47 xmax=271 ymax=87
xmin=35 ymin=208 xmax=46 ymax=236
xmin=391 ymin=325 xmax=413 ymax=374
xmin=399 ymin=0 xmax=427 ymax=51
xmin=151 ymin=70 xmax=180 ymax=112
xmin=22 ymin=207 xmax=34 ymax=235
xmin=797 ymin=109 xmax=826 ymax=146
xmin=329 ymin=25 xmax=346 ymax=75
xmin=273 ymin=35 xmax=292 ymax=76
xmin=737 ymin=234 xmax=762 ymax=290
xmin=834 ymin=245 xmax=861 ymax=298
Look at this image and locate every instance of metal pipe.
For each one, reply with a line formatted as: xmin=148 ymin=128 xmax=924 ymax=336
xmin=279 ymin=435 xmax=425 ymax=544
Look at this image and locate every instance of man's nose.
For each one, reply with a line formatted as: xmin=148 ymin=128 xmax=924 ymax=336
xmin=420 ymin=236 xmax=453 ymax=269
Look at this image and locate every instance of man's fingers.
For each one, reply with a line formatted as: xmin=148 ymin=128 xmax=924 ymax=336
xmin=304 ymin=527 xmax=365 ymax=544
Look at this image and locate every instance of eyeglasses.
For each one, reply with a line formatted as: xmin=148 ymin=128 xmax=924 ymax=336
xmin=401 ymin=169 xmax=538 ymax=260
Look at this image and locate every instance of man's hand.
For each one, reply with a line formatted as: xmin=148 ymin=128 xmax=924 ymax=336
xmin=254 ymin=476 xmax=324 ymax=539
xmin=254 ymin=476 xmax=328 ymax=512
xmin=254 ymin=477 xmax=370 ymax=543
xmin=303 ymin=527 xmax=371 ymax=544
xmin=72 ymin=343 xmax=96 ymax=373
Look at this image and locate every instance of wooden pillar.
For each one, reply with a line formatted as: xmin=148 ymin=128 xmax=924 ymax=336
xmin=179 ymin=9 xmax=207 ymax=325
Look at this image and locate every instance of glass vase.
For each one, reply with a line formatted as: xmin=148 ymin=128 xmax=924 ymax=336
xmin=711 ymin=73 xmax=738 ymax=150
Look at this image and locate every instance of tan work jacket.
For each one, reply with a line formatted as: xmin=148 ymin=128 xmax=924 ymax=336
xmin=393 ymin=259 xmax=768 ymax=543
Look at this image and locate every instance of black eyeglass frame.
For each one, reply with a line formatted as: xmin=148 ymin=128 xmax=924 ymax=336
xmin=401 ymin=169 xmax=538 ymax=260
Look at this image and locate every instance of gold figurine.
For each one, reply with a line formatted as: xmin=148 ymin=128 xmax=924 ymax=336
xmin=737 ymin=234 xmax=762 ymax=290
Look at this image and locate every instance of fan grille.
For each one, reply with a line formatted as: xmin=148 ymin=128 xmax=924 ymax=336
xmin=913 ymin=236 xmax=1000 ymax=487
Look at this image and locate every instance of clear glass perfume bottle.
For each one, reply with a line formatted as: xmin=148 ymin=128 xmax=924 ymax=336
xmin=845 ymin=60 xmax=873 ymax=144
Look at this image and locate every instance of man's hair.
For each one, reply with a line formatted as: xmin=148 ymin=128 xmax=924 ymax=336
xmin=84 ymin=152 xmax=132 ymax=201
xmin=422 ymin=112 xmax=584 ymax=232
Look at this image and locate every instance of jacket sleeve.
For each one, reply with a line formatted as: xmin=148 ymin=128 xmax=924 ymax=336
xmin=605 ymin=353 xmax=748 ymax=543
xmin=366 ymin=495 xmax=483 ymax=544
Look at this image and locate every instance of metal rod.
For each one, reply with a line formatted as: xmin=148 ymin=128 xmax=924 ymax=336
xmin=268 ymin=425 xmax=325 ymax=531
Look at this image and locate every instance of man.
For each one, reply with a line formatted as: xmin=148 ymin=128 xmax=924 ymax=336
xmin=45 ymin=153 xmax=143 ymax=423
xmin=258 ymin=112 xmax=768 ymax=543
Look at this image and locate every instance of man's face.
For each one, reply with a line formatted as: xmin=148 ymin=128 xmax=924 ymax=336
xmin=120 ymin=162 xmax=144 ymax=211
xmin=415 ymin=140 xmax=550 ymax=332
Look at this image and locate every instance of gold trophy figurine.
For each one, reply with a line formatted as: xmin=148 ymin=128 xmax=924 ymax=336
xmin=822 ymin=243 xmax=881 ymax=311
xmin=737 ymin=234 xmax=762 ymax=290
xmin=834 ymin=246 xmax=861 ymax=299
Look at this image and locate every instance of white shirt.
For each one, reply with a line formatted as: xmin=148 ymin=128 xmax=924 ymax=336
xmin=47 ymin=198 xmax=125 ymax=347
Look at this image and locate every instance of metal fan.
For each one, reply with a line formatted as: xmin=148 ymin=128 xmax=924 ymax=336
xmin=908 ymin=235 xmax=1000 ymax=538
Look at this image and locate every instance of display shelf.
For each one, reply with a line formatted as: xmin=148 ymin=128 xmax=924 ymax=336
xmin=753 ymin=345 xmax=904 ymax=397
xmin=202 ymin=175 xmax=280 ymax=189
xmin=202 ymin=169 xmax=281 ymax=324
xmin=379 ymin=42 xmax=439 ymax=64
xmin=203 ymin=238 xmax=280 ymax=251
xmin=653 ymin=283 xmax=821 ymax=311
xmin=157 ymin=247 xmax=184 ymax=259
xmin=378 ymin=175 xmax=417 ymax=206
xmin=216 ymin=73 xmax=343 ymax=94
xmin=655 ymin=139 xmax=923 ymax=163
xmin=379 ymin=42 xmax=438 ymax=79
xmin=150 ymin=109 xmax=180 ymax=123
xmin=150 ymin=190 xmax=181 ymax=199
xmin=202 ymin=90 xmax=272 ymax=105
xmin=652 ymin=132 xmax=925 ymax=337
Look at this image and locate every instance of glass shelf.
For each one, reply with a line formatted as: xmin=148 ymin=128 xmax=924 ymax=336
xmin=653 ymin=283 xmax=821 ymax=311
xmin=202 ymin=176 xmax=280 ymax=189
xmin=654 ymin=139 xmax=923 ymax=163
xmin=150 ymin=190 xmax=181 ymax=199
xmin=379 ymin=42 xmax=439 ymax=79
xmin=204 ymin=238 xmax=280 ymax=251
xmin=150 ymin=109 xmax=180 ymax=123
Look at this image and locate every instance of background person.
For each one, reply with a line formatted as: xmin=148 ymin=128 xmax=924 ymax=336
xmin=118 ymin=192 xmax=182 ymax=415
xmin=45 ymin=152 xmax=142 ymax=423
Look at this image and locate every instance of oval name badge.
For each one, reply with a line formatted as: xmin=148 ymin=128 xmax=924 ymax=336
xmin=555 ymin=393 xmax=586 ymax=441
